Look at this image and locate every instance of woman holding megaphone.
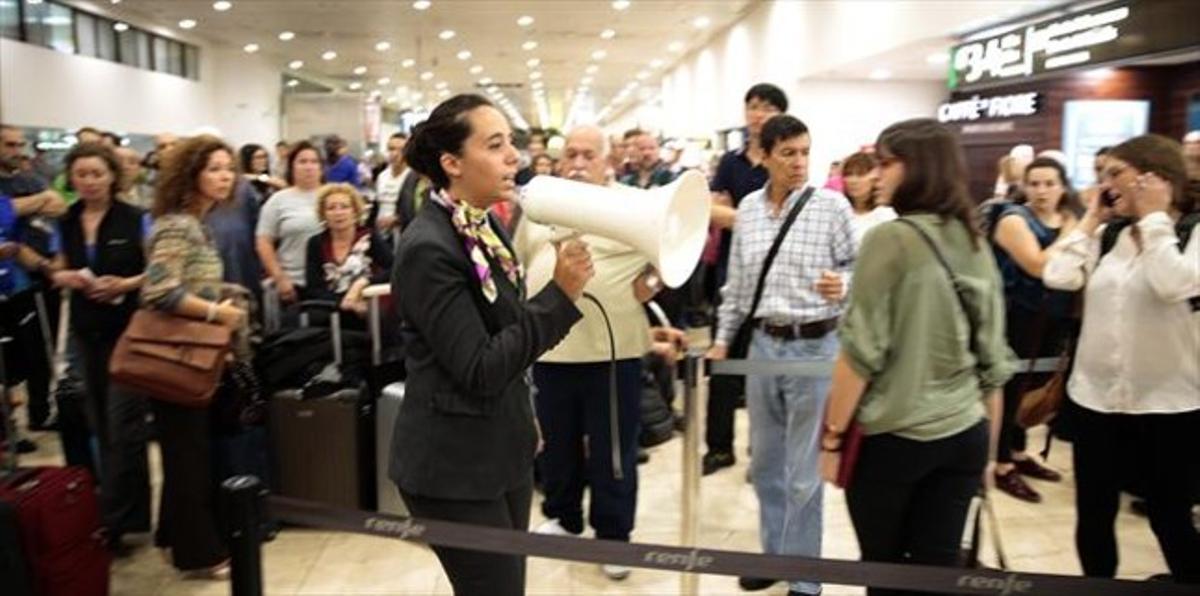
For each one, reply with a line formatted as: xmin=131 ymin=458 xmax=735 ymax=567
xmin=387 ymin=93 xmax=593 ymax=596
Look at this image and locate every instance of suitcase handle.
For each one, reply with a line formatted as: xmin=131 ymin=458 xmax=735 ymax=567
xmin=292 ymin=301 xmax=343 ymax=365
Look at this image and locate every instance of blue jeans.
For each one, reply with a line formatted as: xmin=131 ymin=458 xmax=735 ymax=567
xmin=746 ymin=329 xmax=837 ymax=595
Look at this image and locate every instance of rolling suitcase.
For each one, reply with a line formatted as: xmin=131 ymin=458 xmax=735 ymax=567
xmin=268 ymin=303 xmax=375 ymax=511
xmin=374 ymin=382 xmax=408 ymax=516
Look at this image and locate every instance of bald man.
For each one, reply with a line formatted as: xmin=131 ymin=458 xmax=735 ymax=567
xmin=514 ymin=126 xmax=662 ymax=581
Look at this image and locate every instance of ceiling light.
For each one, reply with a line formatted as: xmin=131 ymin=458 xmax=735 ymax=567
xmin=387 ymin=97 xmax=398 ymax=104
xmin=110 ymin=0 xmax=121 ymax=4
xmin=925 ymin=52 xmax=949 ymax=65
xmin=436 ymin=81 xmax=449 ymax=90
xmin=586 ymin=64 xmax=599 ymax=74
xmin=600 ymin=29 xmax=616 ymax=40
xmin=375 ymin=41 xmax=391 ymax=51
xmin=868 ymin=68 xmax=892 ymax=80
xmin=402 ymin=58 xmax=416 ymax=68
xmin=479 ymin=77 xmax=493 ymax=85
xmin=378 ymin=77 xmax=391 ymax=85
xmin=526 ymin=58 xmax=540 ymax=68
xmin=412 ymin=0 xmax=431 ymax=10
xmin=612 ymin=1 xmax=630 ymax=10
xmin=278 ymin=31 xmax=295 ymax=41
xmin=531 ymin=81 xmax=544 ymax=89
xmin=517 ymin=15 xmax=534 ymax=27
xmin=581 ymin=77 xmax=594 ymax=85
xmin=636 ymin=71 xmax=649 ymax=80
xmin=469 ymin=64 xmax=483 ymax=74
xmin=591 ymin=50 xmax=607 ymax=60
xmin=212 ymin=1 xmax=232 ymax=11
xmin=692 ymin=16 xmax=711 ymax=29
xmin=668 ymin=41 xmax=684 ymax=53
xmin=353 ymin=65 xmax=368 ymax=75
xmin=439 ymin=30 xmax=456 ymax=40
xmin=112 ymin=22 xmax=129 ymax=32
xmin=322 ymin=50 xmax=337 ymax=61
xmin=286 ymin=79 xmax=299 ymax=87
xmin=487 ymin=86 xmax=500 ymax=94
xmin=420 ymin=71 xmax=434 ymax=81
xmin=349 ymin=82 xmax=363 ymax=90
xmin=288 ymin=60 xmax=303 ymax=69
xmin=179 ymin=19 xmax=197 ymax=30
xmin=529 ymin=71 xmax=542 ymax=80
xmin=457 ymin=50 xmax=472 ymax=61
xmin=243 ymin=43 xmax=259 ymax=53
xmin=522 ymin=41 xmax=538 ymax=51
xmin=649 ymin=58 xmax=664 ymax=69
xmin=439 ymin=89 xmax=451 ymax=97
xmin=412 ymin=92 xmax=423 ymax=100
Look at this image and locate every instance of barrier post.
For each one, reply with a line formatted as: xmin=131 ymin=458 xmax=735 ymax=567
xmin=679 ymin=353 xmax=703 ymax=596
xmin=222 ymin=475 xmax=267 ymax=596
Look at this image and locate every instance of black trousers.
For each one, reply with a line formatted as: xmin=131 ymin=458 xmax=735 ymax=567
xmin=151 ymin=399 xmax=227 ymax=570
xmin=1073 ymin=404 xmax=1200 ymax=583
xmin=400 ymin=480 xmax=532 ymax=596
xmin=998 ymin=302 xmax=1075 ymax=463
xmin=0 ymin=289 xmax=53 ymax=427
xmin=845 ymin=421 xmax=988 ymax=596
xmin=705 ymin=374 xmax=741 ymax=455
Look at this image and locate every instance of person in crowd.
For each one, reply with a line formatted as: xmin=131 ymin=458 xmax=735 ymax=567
xmin=607 ymin=133 xmax=630 ymax=181
xmin=324 ymin=135 xmax=362 ymax=188
xmin=1079 ymin=146 xmax=1112 ymax=209
xmin=1182 ymin=130 xmax=1199 ymax=179
xmin=842 ymin=151 xmax=896 ymax=244
xmin=141 ymin=135 xmax=249 ymax=579
xmin=531 ymin=153 xmax=555 ymax=177
xmin=207 ymin=164 xmax=263 ymax=302
xmin=116 ymin=146 xmax=153 ymax=209
xmin=514 ymin=125 xmax=660 ymax=581
xmin=988 ymin=156 xmax=1082 ymax=503
xmin=1043 ymin=134 xmax=1200 ymax=584
xmin=824 ymin=159 xmax=845 ymax=193
xmin=271 ymin=140 xmax=290 ymax=179
xmin=100 ymin=132 xmax=122 ymax=148
xmin=708 ymin=114 xmax=856 ymax=596
xmin=620 ymin=131 xmax=674 ymax=189
xmin=256 ymin=140 xmax=324 ymax=304
xmin=703 ymin=82 xmax=788 ymax=476
xmin=238 ymin=143 xmax=286 ymax=203
xmin=304 ymin=183 xmax=392 ymax=318
xmin=374 ymin=132 xmax=426 ymax=238
xmin=515 ymin=130 xmax=548 ymax=185
xmin=994 ymin=144 xmax=1034 ymax=200
xmin=46 ymin=143 xmax=151 ymax=555
xmin=388 ymin=94 xmax=592 ymax=596
xmin=820 ymin=119 xmax=1013 ymax=596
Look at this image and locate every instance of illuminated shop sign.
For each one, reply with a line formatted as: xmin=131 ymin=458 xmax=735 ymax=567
xmin=948 ymin=0 xmax=1200 ymax=90
xmin=937 ymin=92 xmax=1040 ymax=123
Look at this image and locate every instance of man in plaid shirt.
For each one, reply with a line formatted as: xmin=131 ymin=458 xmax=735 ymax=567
xmin=707 ymin=115 xmax=856 ymax=596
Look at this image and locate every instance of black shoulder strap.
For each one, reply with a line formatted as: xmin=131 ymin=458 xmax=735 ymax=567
xmin=1099 ymin=218 xmax=1133 ymax=258
xmin=896 ymin=218 xmax=980 ymax=358
xmin=1176 ymin=212 xmax=1200 ymax=250
xmin=746 ymin=186 xmax=816 ymax=320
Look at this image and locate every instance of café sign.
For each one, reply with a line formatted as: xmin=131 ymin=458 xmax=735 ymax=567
xmin=937 ymin=92 xmax=1040 ymax=123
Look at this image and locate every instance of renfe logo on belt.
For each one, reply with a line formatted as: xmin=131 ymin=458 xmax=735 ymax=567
xmin=363 ymin=516 xmax=425 ymax=540
xmin=643 ymin=548 xmax=714 ymax=571
xmin=957 ymin=573 xmax=1033 ymax=594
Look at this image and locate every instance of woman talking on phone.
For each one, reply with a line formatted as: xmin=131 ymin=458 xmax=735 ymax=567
xmin=387 ymin=94 xmax=593 ymax=596
xmin=1043 ymin=134 xmax=1199 ymax=584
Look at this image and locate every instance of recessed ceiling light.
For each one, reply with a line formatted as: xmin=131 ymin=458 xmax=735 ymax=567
xmin=436 ymin=82 xmax=450 ymax=91
xmin=649 ymin=59 xmax=664 ymax=69
xmin=243 ymin=43 xmax=259 ymax=53
xmin=526 ymin=58 xmax=540 ymax=68
xmin=667 ymin=41 xmax=684 ymax=53
xmin=286 ymin=79 xmax=299 ymax=87
xmin=529 ymin=71 xmax=542 ymax=80
xmin=213 ymin=1 xmax=232 ymax=11
xmin=439 ymin=30 xmax=455 ymax=40
xmin=412 ymin=0 xmax=431 ymax=10
xmin=457 ymin=50 xmax=472 ymax=61
xmin=636 ymin=71 xmax=649 ymax=80
xmin=412 ymin=92 xmax=423 ymax=100
xmin=387 ymin=97 xmax=398 ymax=104
xmin=439 ymin=89 xmax=451 ymax=97
xmin=110 ymin=0 xmax=121 ymax=4
xmin=585 ymin=64 xmax=599 ymax=74
xmin=349 ymin=82 xmax=363 ymax=90
xmin=868 ymin=68 xmax=892 ymax=80
xmin=517 ymin=15 xmax=534 ymax=27
xmin=179 ymin=19 xmax=197 ymax=30
xmin=692 ymin=16 xmax=711 ymax=29
xmin=487 ymin=85 xmax=500 ymax=94
xmin=420 ymin=71 xmax=434 ymax=81
xmin=112 ymin=22 xmax=129 ymax=32
xmin=531 ymin=81 xmax=544 ymax=89
xmin=581 ymin=76 xmax=594 ymax=85
xmin=612 ymin=1 xmax=630 ymax=11
xmin=288 ymin=60 xmax=304 ymax=69
xmin=378 ymin=77 xmax=391 ymax=85
xmin=322 ymin=50 xmax=337 ymax=61
xmin=278 ymin=31 xmax=295 ymax=41
xmin=469 ymin=64 xmax=483 ymax=74
xmin=925 ymin=52 xmax=949 ymax=65
xmin=522 ymin=41 xmax=538 ymax=51
xmin=402 ymin=58 xmax=416 ymax=68
xmin=375 ymin=41 xmax=391 ymax=52
xmin=479 ymin=77 xmax=493 ymax=85
xmin=600 ymin=29 xmax=616 ymax=40
xmin=591 ymin=50 xmax=607 ymax=60
xmin=353 ymin=66 xmax=368 ymax=75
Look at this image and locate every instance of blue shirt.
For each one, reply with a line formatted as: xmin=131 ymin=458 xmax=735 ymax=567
xmin=326 ymin=155 xmax=362 ymax=188
xmin=0 ymin=194 xmax=61 ymax=296
xmin=993 ymin=204 xmax=1075 ymax=317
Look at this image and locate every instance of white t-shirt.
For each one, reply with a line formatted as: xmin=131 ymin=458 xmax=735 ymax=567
xmin=255 ymin=187 xmax=321 ymax=286
xmin=375 ymin=166 xmax=411 ymax=220
xmin=852 ymin=206 xmax=897 ymax=246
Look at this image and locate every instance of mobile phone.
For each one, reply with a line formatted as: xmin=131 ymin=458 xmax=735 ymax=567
xmin=1099 ymin=189 xmax=1116 ymax=207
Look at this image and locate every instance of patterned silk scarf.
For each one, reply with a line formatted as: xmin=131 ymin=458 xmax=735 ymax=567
xmin=432 ymin=190 xmax=521 ymax=302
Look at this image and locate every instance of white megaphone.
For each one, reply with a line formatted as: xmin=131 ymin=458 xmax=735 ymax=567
xmin=519 ymin=170 xmax=711 ymax=288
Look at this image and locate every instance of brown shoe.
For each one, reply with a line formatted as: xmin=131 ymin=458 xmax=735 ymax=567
xmin=1013 ymin=457 xmax=1062 ymax=482
xmin=995 ymin=469 xmax=1042 ymax=503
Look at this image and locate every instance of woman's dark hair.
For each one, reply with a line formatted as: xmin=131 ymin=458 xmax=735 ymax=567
xmin=286 ymin=140 xmax=324 ymax=186
xmin=153 ymin=135 xmax=237 ymax=217
xmin=64 ymin=142 xmax=123 ymax=200
xmin=1108 ymin=134 xmax=1199 ymax=215
xmin=404 ymin=93 xmax=495 ymax=190
xmin=745 ymin=83 xmax=788 ymax=113
xmin=877 ymin=118 xmax=981 ymax=247
xmin=1021 ymin=157 xmax=1084 ymax=216
xmin=760 ymin=115 xmax=809 ymax=155
xmin=239 ymin=143 xmax=267 ymax=174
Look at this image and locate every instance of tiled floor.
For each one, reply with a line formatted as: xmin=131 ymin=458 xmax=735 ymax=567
xmin=18 ymin=395 xmax=1174 ymax=595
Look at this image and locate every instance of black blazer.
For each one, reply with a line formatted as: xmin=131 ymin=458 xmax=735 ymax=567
xmin=389 ymin=200 xmax=581 ymax=500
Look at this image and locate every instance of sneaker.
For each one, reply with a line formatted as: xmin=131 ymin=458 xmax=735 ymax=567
xmin=995 ymin=468 xmax=1041 ymax=503
xmin=1013 ymin=457 xmax=1062 ymax=482
xmin=738 ymin=576 xmax=778 ymax=591
xmin=533 ymin=518 xmax=576 ymax=537
xmin=701 ymin=451 xmax=736 ymax=476
xmin=181 ymin=559 xmax=230 ymax=581
xmin=601 ymin=564 xmax=631 ymax=580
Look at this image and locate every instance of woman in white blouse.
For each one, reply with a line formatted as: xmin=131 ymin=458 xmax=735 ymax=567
xmin=1043 ymin=134 xmax=1199 ymax=584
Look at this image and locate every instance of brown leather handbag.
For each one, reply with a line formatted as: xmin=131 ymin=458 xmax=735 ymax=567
xmin=1016 ymin=348 xmax=1071 ymax=429
xmin=109 ymin=309 xmax=233 ymax=408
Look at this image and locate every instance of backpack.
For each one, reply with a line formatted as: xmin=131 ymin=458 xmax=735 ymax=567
xmin=1099 ymin=213 xmax=1200 ymax=312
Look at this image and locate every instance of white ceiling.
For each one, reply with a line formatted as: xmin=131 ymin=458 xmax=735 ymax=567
xmin=94 ymin=0 xmax=758 ymax=128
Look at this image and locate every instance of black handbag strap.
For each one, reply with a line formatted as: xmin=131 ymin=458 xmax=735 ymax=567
xmin=896 ymin=218 xmax=980 ymax=358
xmin=745 ymin=187 xmax=816 ymax=321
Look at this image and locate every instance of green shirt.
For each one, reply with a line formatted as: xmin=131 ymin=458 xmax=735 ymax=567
xmin=839 ymin=214 xmax=1015 ymax=441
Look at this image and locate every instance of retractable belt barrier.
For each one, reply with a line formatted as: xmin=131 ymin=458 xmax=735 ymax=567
xmin=219 ymin=478 xmax=1189 ymax=596
xmin=708 ymin=357 xmax=1062 ymax=378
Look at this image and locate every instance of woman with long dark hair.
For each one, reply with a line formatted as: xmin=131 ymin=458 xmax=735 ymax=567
xmin=1044 ymin=134 xmax=1199 ymax=584
xmin=820 ymin=119 xmax=1013 ymax=594
xmin=237 ymin=143 xmax=285 ymax=203
xmin=387 ymin=94 xmax=592 ymax=595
